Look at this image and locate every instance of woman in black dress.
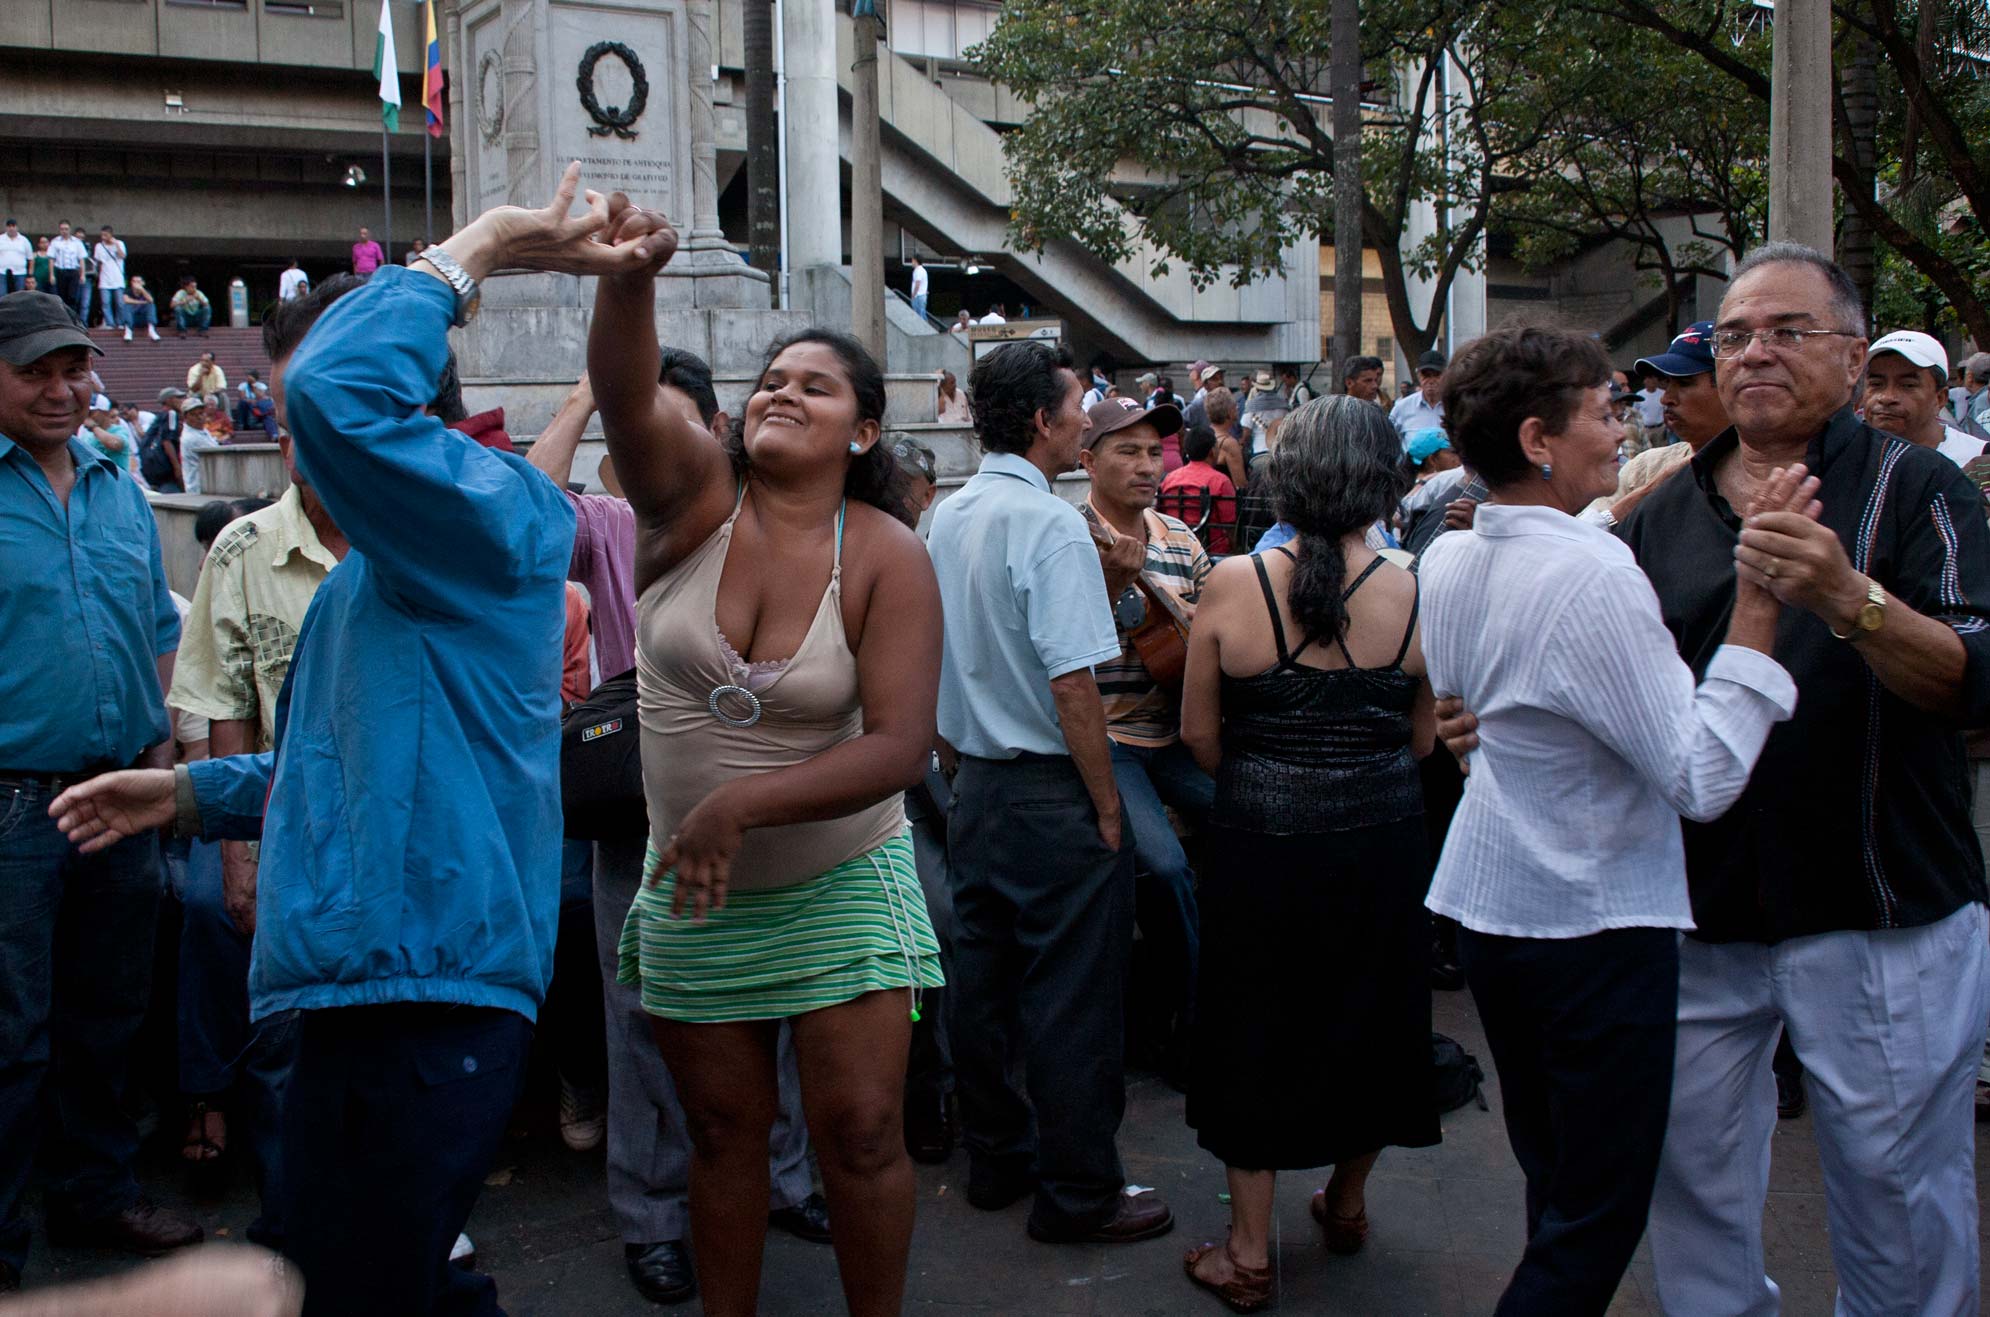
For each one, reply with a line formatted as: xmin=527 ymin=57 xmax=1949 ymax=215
xmin=1177 ymin=394 xmax=1440 ymax=1312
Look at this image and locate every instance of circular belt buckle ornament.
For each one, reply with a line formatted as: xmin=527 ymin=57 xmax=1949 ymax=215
xmin=708 ymin=683 xmax=762 ymax=728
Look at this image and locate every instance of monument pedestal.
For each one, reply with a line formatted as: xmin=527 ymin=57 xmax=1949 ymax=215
xmin=447 ymin=0 xmax=788 ymax=451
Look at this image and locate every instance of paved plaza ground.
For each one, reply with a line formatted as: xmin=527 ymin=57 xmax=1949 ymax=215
xmin=21 ymin=987 xmax=1990 ymax=1314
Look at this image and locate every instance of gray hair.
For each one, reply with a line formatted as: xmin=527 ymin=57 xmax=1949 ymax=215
xmin=1966 ymin=352 xmax=1990 ymax=387
xmin=1728 ymin=242 xmax=1865 ymax=335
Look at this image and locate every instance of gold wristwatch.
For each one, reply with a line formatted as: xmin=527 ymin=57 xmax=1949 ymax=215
xmin=1830 ymin=575 xmax=1886 ymax=640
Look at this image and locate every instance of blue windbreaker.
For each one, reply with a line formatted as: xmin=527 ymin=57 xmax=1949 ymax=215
xmin=187 ymin=267 xmax=575 ymax=1022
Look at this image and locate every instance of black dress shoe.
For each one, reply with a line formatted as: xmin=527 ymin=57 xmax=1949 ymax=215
xmin=46 ymin=1198 xmax=202 ymax=1256
xmin=768 ymin=1191 xmax=832 ymax=1244
xmin=904 ymin=1090 xmax=955 ymax=1164
xmin=966 ymin=1161 xmax=1035 ymax=1211
xmin=1776 ymin=1069 xmax=1807 ymax=1120
xmin=1028 ymin=1191 xmax=1175 ymax=1244
xmin=625 ymin=1240 xmax=696 ymax=1305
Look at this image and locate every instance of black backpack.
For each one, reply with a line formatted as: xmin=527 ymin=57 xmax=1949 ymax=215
xmin=559 ymin=668 xmax=649 ymax=841
xmin=1433 ymin=1032 xmax=1489 ymax=1114
xmin=139 ymin=414 xmax=179 ymax=488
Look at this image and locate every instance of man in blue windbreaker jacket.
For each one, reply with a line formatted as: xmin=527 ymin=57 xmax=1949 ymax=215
xmin=48 ymin=165 xmax=680 ymax=1316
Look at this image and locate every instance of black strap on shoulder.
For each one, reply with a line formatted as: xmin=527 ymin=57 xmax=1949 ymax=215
xmin=1393 ymin=574 xmax=1421 ymax=669
xmin=1250 ymin=551 xmax=1291 ymax=667
xmin=1342 ymin=555 xmax=1387 ymax=601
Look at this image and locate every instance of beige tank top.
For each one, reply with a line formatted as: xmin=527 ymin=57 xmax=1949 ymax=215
xmin=634 ymin=488 xmax=905 ymax=891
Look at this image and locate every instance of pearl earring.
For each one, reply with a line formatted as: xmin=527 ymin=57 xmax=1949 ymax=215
xmin=849 ymin=442 xmax=862 ymax=454
xmin=1540 ymin=462 xmax=1553 ymax=481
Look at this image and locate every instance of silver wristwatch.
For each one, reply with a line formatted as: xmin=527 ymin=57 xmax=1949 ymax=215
xmin=416 ymin=247 xmax=481 ymax=327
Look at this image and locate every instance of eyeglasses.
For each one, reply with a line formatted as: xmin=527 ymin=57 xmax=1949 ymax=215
xmin=1710 ymin=327 xmax=1858 ymax=359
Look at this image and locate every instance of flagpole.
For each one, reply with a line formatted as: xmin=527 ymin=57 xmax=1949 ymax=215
xmin=424 ymin=128 xmax=433 ymax=242
xmin=382 ymin=125 xmax=393 ymax=258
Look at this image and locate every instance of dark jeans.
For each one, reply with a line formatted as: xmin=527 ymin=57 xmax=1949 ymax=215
xmin=174 ymin=303 xmax=211 ymax=333
xmin=0 ymin=777 xmax=162 ymax=1272
xmin=1458 ymin=925 xmax=1679 ymax=1316
xmin=282 ymin=1004 xmax=532 ymax=1317
xmin=52 ymin=267 xmax=81 ymax=316
xmin=545 ymin=839 xmax=605 ymax=1097
xmin=0 ymin=271 xmax=23 ymax=294
xmin=948 ymin=753 xmax=1135 ymax=1233
xmin=173 ymin=839 xmax=297 ymax=1246
xmin=1108 ymin=739 xmax=1212 ymax=1031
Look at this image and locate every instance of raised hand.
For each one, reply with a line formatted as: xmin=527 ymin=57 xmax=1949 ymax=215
xmin=448 ymin=162 xmax=677 ymax=282
xmin=48 ymin=769 xmax=177 ymax=854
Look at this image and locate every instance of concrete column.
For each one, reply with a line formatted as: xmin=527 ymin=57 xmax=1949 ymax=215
xmin=446 ymin=0 xmax=467 ymax=233
xmin=498 ymin=0 xmax=543 ymax=208
xmin=1768 ymin=0 xmax=1833 ymax=253
xmin=783 ymin=0 xmax=840 ymax=272
xmin=683 ymin=0 xmax=728 ymax=251
xmin=849 ymin=10 xmax=885 ymax=362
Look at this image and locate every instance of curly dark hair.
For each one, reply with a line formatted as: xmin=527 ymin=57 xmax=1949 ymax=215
xmin=1268 ymin=395 xmax=1410 ymax=647
xmin=726 ymin=328 xmax=908 ymax=518
xmin=1441 ymin=326 xmax=1611 ymax=486
xmin=968 ymin=342 xmax=1077 ymax=456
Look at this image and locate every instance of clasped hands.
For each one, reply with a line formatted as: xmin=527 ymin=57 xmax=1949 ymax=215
xmin=1435 ymin=465 xmax=1828 ymax=773
xmin=439 ymin=160 xmax=680 ymax=284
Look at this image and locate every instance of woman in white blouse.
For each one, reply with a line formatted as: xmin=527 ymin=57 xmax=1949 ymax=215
xmin=1417 ymin=325 xmax=1807 ymax=1315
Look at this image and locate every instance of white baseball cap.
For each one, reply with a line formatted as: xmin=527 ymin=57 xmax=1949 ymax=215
xmin=1867 ymin=330 xmax=1950 ymax=385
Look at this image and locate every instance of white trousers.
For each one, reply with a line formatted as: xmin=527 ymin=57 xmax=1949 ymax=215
xmin=1648 ymin=901 xmax=1990 ymax=1317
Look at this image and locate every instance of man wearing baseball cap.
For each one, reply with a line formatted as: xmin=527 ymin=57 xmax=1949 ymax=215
xmin=1864 ymin=329 xmax=1987 ymax=468
xmin=0 ymin=290 xmax=200 ymax=1286
xmin=1078 ymin=395 xmax=1212 ymax=1085
xmin=1389 ymin=349 xmax=1446 ymax=448
xmin=1586 ymin=322 xmax=1729 ymax=527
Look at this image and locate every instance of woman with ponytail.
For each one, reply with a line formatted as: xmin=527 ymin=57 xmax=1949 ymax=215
xmin=1175 ymin=394 xmax=1440 ymax=1311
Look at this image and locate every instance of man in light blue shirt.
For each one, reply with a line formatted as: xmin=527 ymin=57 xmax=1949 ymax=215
xmin=927 ymin=341 xmax=1176 ymax=1247
xmin=0 ymin=290 xmax=201 ymax=1280
xmin=1389 ymin=349 xmax=1447 ymax=448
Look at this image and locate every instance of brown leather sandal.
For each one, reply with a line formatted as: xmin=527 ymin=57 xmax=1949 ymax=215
xmin=1184 ymin=1239 xmax=1273 ymax=1313
xmin=1310 ymin=1188 xmax=1368 ymax=1255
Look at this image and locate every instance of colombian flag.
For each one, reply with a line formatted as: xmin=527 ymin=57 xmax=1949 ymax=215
xmin=423 ymin=0 xmax=446 ymax=138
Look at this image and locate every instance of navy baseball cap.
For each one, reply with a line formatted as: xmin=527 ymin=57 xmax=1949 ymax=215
xmin=1635 ymin=321 xmax=1715 ymax=378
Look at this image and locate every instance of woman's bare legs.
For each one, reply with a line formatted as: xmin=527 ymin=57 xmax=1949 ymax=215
xmin=1190 ymin=1166 xmax=1276 ymax=1284
xmin=648 ymin=1017 xmax=781 ymax=1317
xmin=789 ymin=989 xmax=917 ymax=1317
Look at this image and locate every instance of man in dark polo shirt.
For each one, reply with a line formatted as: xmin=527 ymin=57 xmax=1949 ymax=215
xmin=1616 ymin=246 xmax=1990 ymax=1316
xmin=0 ymin=292 xmax=202 ymax=1291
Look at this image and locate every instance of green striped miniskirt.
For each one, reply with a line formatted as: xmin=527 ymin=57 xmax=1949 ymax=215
xmin=616 ymin=830 xmax=944 ymax=1024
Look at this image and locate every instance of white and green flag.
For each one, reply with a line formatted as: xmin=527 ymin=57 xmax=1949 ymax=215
xmin=373 ymin=0 xmax=402 ymax=132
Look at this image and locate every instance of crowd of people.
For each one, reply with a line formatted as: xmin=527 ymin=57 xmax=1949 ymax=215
xmin=1 ymin=165 xmax=1988 ymax=1317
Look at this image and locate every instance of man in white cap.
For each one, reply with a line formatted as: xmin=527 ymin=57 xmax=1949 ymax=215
xmin=1863 ymin=330 xmax=1988 ymax=468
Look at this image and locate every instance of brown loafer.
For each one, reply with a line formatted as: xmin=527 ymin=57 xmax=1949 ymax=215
xmin=47 ymin=1198 xmax=202 ymax=1256
xmin=1028 ymin=1191 xmax=1175 ymax=1244
xmin=1310 ymin=1188 xmax=1368 ymax=1255
xmin=1184 ymin=1239 xmax=1273 ymax=1313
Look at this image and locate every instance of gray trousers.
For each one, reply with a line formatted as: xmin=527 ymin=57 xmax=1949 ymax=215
xmin=592 ymin=838 xmax=814 ymax=1245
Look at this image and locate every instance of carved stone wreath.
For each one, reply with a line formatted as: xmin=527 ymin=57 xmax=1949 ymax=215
xmin=476 ymin=49 xmax=504 ymax=147
xmin=576 ymin=41 xmax=648 ymax=140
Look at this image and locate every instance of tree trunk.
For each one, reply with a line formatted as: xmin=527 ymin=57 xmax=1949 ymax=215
xmin=745 ymin=0 xmax=781 ymax=305
xmin=1838 ymin=18 xmax=1878 ymax=320
xmin=1330 ymin=0 xmax=1363 ymax=386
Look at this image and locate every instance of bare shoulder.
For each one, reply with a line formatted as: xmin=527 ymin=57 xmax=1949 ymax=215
xmin=843 ymin=499 xmax=930 ymax=571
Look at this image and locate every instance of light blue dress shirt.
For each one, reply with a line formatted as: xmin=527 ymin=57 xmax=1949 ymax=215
xmin=1389 ymin=392 xmax=1445 ymax=448
xmin=186 ymin=267 xmax=575 ymax=1023
xmin=927 ymin=452 xmax=1120 ymax=758
xmin=0 ymin=436 xmax=177 ymax=770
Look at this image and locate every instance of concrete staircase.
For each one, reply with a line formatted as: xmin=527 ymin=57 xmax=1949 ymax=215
xmin=87 ymin=326 xmax=270 ymax=408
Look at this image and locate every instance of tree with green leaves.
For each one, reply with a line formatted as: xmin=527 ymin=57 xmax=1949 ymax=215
xmin=972 ymin=0 xmax=1608 ymax=360
xmin=1499 ymin=15 xmax=1768 ymax=336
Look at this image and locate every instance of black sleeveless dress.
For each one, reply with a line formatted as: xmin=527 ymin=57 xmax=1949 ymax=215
xmin=1186 ymin=551 xmax=1442 ymax=1170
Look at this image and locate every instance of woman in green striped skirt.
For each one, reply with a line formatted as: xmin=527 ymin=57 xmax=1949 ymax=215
xmin=594 ymin=277 xmax=943 ymax=1317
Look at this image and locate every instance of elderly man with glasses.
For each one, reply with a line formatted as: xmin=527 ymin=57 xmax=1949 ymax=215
xmin=1440 ymin=242 xmax=1990 ymax=1316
